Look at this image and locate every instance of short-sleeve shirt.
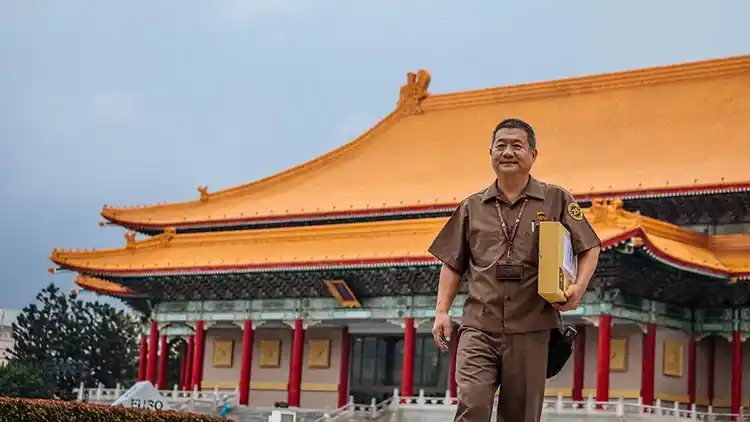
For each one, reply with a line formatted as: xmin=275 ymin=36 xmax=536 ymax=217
xmin=427 ymin=176 xmax=602 ymax=334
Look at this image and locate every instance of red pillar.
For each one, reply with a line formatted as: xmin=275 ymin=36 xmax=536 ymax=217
xmin=183 ymin=335 xmax=194 ymax=390
xmin=288 ymin=319 xmax=304 ymax=407
xmin=687 ymin=332 xmax=697 ymax=405
xmin=448 ymin=324 xmax=459 ymax=399
xmin=239 ymin=320 xmax=254 ymax=406
xmin=179 ymin=341 xmax=187 ymax=390
xmin=572 ymin=324 xmax=586 ymax=401
xmin=146 ymin=320 xmax=159 ymax=384
xmin=338 ymin=326 xmax=351 ymax=407
xmin=596 ymin=314 xmax=611 ymax=403
xmin=641 ymin=323 xmax=656 ymax=405
xmin=157 ymin=335 xmax=168 ymax=390
xmin=707 ymin=336 xmax=715 ymax=406
xmin=730 ymin=330 xmax=743 ymax=415
xmin=401 ymin=317 xmax=416 ymax=398
xmin=137 ymin=335 xmax=148 ymax=381
xmin=191 ymin=321 xmax=205 ymax=390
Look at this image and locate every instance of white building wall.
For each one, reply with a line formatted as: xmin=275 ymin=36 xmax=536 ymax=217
xmin=0 ymin=309 xmax=20 ymax=366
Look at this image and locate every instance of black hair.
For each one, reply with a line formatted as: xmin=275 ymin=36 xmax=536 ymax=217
xmin=491 ymin=118 xmax=536 ymax=150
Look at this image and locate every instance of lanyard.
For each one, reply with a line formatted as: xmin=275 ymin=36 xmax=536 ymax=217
xmin=494 ymin=199 xmax=528 ymax=261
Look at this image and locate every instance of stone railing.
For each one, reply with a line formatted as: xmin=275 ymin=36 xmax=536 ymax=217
xmin=72 ymin=384 xmax=749 ymax=421
xmin=317 ymin=389 xmax=748 ymax=422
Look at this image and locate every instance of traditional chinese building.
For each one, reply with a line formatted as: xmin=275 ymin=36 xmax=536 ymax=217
xmin=49 ymin=55 xmax=750 ymax=413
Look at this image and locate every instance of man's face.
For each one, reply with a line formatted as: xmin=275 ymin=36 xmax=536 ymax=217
xmin=490 ymin=127 xmax=537 ymax=176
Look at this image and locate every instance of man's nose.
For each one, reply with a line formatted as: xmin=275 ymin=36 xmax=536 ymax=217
xmin=501 ymin=148 xmax=514 ymax=157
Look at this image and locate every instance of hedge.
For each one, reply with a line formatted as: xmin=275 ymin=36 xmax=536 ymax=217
xmin=0 ymin=398 xmax=229 ymax=422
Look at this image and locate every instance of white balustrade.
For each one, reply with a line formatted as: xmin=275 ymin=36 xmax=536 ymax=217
xmin=72 ymin=384 xmax=749 ymax=421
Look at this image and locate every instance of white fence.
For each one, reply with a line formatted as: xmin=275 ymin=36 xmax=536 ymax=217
xmin=74 ymin=385 xmax=748 ymax=422
xmin=319 ymin=390 xmax=748 ymax=422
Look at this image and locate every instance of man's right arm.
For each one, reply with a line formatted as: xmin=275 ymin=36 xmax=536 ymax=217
xmin=427 ymin=200 xmax=470 ymax=348
xmin=436 ymin=263 xmax=462 ymax=313
xmin=428 ymin=200 xmax=471 ymax=310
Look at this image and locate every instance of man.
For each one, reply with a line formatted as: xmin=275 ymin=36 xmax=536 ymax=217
xmin=428 ymin=118 xmax=601 ymax=422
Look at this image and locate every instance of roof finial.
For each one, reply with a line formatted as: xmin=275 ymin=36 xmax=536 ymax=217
xmin=197 ymin=186 xmax=209 ymax=202
xmin=397 ymin=69 xmax=431 ymax=116
xmin=589 ymin=197 xmax=639 ymax=226
xmin=124 ymin=231 xmax=136 ymax=249
xmin=160 ymin=227 xmax=177 ymax=247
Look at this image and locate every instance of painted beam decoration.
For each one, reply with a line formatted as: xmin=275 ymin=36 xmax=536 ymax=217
xmin=324 ymin=280 xmax=361 ymax=308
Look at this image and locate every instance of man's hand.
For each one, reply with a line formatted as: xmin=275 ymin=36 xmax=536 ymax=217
xmin=432 ymin=312 xmax=452 ymax=351
xmin=552 ymin=283 xmax=586 ymax=312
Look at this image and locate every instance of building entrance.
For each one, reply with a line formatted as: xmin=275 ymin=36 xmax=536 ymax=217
xmin=348 ymin=333 xmax=449 ymax=403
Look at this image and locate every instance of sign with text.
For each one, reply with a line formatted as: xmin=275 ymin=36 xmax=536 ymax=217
xmin=111 ymin=381 xmax=171 ymax=411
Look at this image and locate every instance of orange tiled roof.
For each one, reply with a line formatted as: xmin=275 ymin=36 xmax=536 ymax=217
xmin=52 ymin=201 xmax=750 ymax=292
xmin=74 ymin=274 xmax=133 ymax=296
xmin=100 ymin=55 xmax=750 ymax=230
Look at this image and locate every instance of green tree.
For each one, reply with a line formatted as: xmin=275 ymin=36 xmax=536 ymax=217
xmin=0 ymin=359 xmax=55 ymax=398
xmin=84 ymin=301 xmax=140 ymax=388
xmin=166 ymin=340 xmax=186 ymax=389
xmin=10 ymin=283 xmax=140 ymax=398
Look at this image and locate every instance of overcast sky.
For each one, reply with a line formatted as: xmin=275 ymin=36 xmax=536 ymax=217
xmin=1 ymin=1 xmax=748 ymax=309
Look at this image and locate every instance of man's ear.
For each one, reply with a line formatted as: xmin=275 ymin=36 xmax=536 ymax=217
xmin=531 ymin=148 xmax=538 ymax=162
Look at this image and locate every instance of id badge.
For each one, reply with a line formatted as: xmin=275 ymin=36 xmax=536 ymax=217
xmin=496 ymin=262 xmax=523 ymax=281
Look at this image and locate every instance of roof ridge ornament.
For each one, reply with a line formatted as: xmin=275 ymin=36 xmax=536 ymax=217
xmin=197 ymin=186 xmax=209 ymax=202
xmin=397 ymin=69 xmax=431 ymax=116
xmin=124 ymin=231 xmax=137 ymax=249
xmin=589 ymin=198 xmax=641 ymax=227
xmin=160 ymin=227 xmax=177 ymax=247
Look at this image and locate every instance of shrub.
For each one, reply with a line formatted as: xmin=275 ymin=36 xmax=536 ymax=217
xmin=0 ymin=398 xmax=228 ymax=422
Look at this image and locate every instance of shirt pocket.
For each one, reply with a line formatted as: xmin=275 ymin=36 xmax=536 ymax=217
xmin=468 ymin=228 xmax=500 ymax=268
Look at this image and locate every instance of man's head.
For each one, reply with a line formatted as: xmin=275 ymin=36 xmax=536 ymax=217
xmin=489 ymin=118 xmax=537 ymax=176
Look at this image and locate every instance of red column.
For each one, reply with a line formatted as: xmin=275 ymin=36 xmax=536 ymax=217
xmin=338 ymin=326 xmax=351 ymax=407
xmin=179 ymin=341 xmax=187 ymax=390
xmin=183 ymin=335 xmax=194 ymax=390
xmin=239 ymin=320 xmax=254 ymax=406
xmin=641 ymin=323 xmax=656 ymax=405
xmin=730 ymin=330 xmax=743 ymax=415
xmin=572 ymin=324 xmax=586 ymax=401
xmin=138 ymin=335 xmax=148 ymax=381
xmin=401 ymin=317 xmax=416 ymax=398
xmin=146 ymin=320 xmax=159 ymax=384
xmin=687 ymin=332 xmax=697 ymax=405
xmin=288 ymin=319 xmax=304 ymax=407
xmin=707 ymin=336 xmax=715 ymax=406
xmin=191 ymin=321 xmax=205 ymax=390
xmin=596 ymin=314 xmax=611 ymax=403
xmin=448 ymin=324 xmax=459 ymax=399
xmin=157 ymin=335 xmax=168 ymax=390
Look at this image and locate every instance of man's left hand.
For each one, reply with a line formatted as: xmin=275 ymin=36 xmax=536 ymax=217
xmin=552 ymin=283 xmax=586 ymax=312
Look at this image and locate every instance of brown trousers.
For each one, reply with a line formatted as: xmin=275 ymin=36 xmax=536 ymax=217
xmin=453 ymin=326 xmax=550 ymax=422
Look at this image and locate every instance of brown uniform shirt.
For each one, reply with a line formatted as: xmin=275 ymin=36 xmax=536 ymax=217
xmin=428 ymin=176 xmax=602 ymax=334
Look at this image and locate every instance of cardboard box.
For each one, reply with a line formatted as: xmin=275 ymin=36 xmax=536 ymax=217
xmin=538 ymin=221 xmax=578 ymax=303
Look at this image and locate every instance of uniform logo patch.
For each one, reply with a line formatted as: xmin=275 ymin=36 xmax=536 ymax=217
xmin=536 ymin=212 xmax=547 ymax=222
xmin=567 ymin=202 xmax=584 ymax=221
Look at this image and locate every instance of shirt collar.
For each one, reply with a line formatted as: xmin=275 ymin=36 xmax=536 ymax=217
xmin=481 ymin=175 xmax=546 ymax=204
